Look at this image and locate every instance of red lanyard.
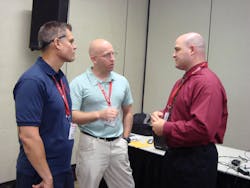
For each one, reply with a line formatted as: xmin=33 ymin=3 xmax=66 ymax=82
xmin=52 ymin=76 xmax=71 ymax=117
xmin=98 ymin=82 xmax=112 ymax=106
xmin=165 ymin=62 xmax=208 ymax=113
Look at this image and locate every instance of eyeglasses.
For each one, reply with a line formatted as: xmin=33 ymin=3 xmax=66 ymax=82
xmin=99 ymin=51 xmax=118 ymax=59
xmin=40 ymin=35 xmax=66 ymax=49
xmin=48 ymin=35 xmax=66 ymax=43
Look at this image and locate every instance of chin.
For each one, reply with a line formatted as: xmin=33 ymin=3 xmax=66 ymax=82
xmin=67 ymin=59 xmax=74 ymax=63
xmin=68 ymin=56 xmax=76 ymax=62
xmin=176 ymin=65 xmax=184 ymax=71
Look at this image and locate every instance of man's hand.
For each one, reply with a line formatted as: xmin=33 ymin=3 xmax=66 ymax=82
xmin=150 ymin=111 xmax=165 ymax=136
xmin=151 ymin=111 xmax=164 ymax=119
xmin=32 ymin=179 xmax=53 ymax=188
xmin=99 ymin=107 xmax=118 ymax=121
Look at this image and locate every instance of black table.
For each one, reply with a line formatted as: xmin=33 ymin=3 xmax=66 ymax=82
xmin=100 ymin=146 xmax=250 ymax=188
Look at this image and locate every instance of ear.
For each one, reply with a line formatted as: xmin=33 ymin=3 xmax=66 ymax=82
xmin=189 ymin=45 xmax=195 ymax=55
xmin=53 ymin=38 xmax=63 ymax=49
xmin=90 ymin=55 xmax=97 ymax=63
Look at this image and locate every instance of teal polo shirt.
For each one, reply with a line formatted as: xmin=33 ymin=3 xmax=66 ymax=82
xmin=70 ymin=67 xmax=133 ymax=137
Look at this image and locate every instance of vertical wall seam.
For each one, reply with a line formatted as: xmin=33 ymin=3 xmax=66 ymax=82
xmin=123 ymin=0 xmax=129 ymax=76
xmin=207 ymin=0 xmax=213 ymax=61
xmin=141 ymin=0 xmax=150 ymax=112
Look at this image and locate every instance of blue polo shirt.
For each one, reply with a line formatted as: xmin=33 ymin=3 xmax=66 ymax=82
xmin=13 ymin=57 xmax=74 ymax=176
xmin=70 ymin=67 xmax=133 ymax=138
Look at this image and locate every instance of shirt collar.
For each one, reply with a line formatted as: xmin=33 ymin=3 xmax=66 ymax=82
xmin=36 ymin=57 xmax=64 ymax=79
xmin=86 ymin=67 xmax=115 ymax=85
xmin=183 ymin=61 xmax=208 ymax=79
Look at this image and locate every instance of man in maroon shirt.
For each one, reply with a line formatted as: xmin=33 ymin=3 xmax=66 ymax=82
xmin=151 ymin=32 xmax=228 ymax=188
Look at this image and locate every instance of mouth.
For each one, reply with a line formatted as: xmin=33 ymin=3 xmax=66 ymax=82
xmin=109 ymin=64 xmax=114 ymax=69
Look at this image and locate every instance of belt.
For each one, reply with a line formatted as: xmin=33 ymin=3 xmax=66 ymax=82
xmin=81 ymin=131 xmax=120 ymax=142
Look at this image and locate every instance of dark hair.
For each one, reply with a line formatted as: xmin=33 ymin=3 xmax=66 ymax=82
xmin=38 ymin=21 xmax=72 ymax=50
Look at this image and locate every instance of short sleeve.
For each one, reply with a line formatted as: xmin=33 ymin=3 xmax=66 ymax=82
xmin=122 ymin=78 xmax=133 ymax=106
xmin=14 ymin=79 xmax=45 ymax=126
xmin=70 ymin=78 xmax=84 ymax=111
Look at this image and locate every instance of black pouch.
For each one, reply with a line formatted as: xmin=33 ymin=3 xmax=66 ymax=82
xmin=152 ymin=131 xmax=168 ymax=151
xmin=132 ymin=113 xmax=152 ymax=136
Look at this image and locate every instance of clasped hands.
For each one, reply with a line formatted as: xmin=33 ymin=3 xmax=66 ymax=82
xmin=150 ymin=111 xmax=166 ymax=136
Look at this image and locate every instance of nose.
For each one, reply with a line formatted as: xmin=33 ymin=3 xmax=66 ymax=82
xmin=110 ymin=54 xmax=115 ymax=61
xmin=73 ymin=43 xmax=77 ymax=50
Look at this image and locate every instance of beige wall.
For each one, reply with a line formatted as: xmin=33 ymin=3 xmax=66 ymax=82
xmin=144 ymin=0 xmax=250 ymax=150
xmin=208 ymin=0 xmax=250 ymax=150
xmin=0 ymin=0 xmax=37 ymax=183
xmin=1 ymin=0 xmax=250 ymax=184
xmin=0 ymin=0 xmax=148 ymax=183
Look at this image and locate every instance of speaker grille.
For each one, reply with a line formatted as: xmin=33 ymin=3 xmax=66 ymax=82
xmin=29 ymin=0 xmax=69 ymax=51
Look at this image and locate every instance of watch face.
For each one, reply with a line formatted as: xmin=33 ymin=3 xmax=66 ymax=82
xmin=127 ymin=137 xmax=131 ymax=143
xmin=124 ymin=137 xmax=130 ymax=143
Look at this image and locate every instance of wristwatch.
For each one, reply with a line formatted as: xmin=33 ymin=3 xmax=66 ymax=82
xmin=123 ymin=137 xmax=131 ymax=143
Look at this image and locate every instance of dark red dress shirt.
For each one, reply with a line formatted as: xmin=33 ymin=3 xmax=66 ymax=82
xmin=163 ymin=62 xmax=228 ymax=148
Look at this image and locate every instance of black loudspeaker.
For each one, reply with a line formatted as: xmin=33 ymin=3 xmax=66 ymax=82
xmin=29 ymin=0 xmax=69 ymax=51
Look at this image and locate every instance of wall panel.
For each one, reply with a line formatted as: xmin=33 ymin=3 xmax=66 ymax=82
xmin=208 ymin=0 xmax=250 ymax=149
xmin=144 ymin=0 xmax=211 ymax=112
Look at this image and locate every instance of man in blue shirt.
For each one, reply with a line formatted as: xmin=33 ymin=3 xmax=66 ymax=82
xmin=13 ymin=21 xmax=77 ymax=188
xmin=70 ymin=39 xmax=135 ymax=188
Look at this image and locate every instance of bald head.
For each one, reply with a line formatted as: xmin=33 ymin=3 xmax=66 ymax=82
xmin=88 ymin=38 xmax=115 ymax=77
xmin=173 ymin=32 xmax=207 ymax=70
xmin=89 ymin=39 xmax=113 ymax=57
xmin=179 ymin=32 xmax=206 ymax=53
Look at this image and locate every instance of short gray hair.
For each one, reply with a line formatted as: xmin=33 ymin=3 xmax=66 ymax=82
xmin=38 ymin=21 xmax=72 ymax=50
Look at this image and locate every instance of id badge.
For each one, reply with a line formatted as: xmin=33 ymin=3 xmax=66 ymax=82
xmin=68 ymin=123 xmax=77 ymax=140
xmin=163 ymin=112 xmax=169 ymax=121
xmin=104 ymin=106 xmax=118 ymax=127
xmin=104 ymin=118 xmax=116 ymax=127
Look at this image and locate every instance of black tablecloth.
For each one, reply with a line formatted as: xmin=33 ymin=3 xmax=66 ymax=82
xmin=100 ymin=147 xmax=250 ymax=188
